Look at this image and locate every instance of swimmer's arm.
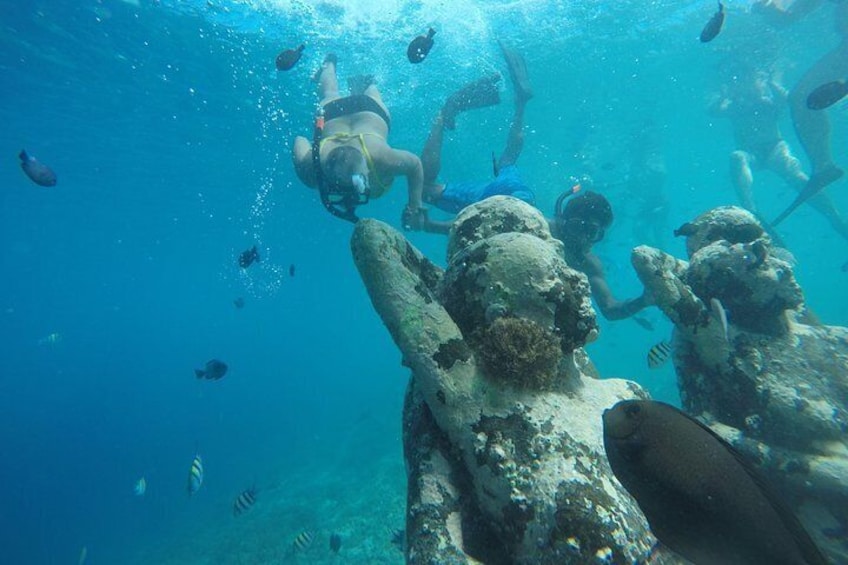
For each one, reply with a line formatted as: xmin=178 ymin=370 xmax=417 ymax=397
xmin=585 ymin=257 xmax=653 ymax=320
xmin=383 ymin=148 xmax=424 ymax=210
xmin=293 ymin=136 xmax=317 ymax=188
xmin=753 ymin=0 xmax=823 ymax=26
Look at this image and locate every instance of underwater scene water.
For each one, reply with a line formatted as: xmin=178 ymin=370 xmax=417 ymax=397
xmin=2 ymin=0 xmax=847 ymax=563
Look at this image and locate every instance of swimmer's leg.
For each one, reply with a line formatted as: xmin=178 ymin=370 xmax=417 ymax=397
xmin=316 ymin=54 xmax=340 ymax=104
xmin=730 ymin=150 xmax=756 ymax=213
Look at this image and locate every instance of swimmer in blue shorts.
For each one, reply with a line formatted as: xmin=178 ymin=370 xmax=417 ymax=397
xmin=418 ymin=41 xmax=535 ymax=233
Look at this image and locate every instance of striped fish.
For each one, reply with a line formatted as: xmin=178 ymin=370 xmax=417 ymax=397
xmin=187 ymin=454 xmax=203 ymax=496
xmin=293 ymin=530 xmax=314 ymax=553
xmin=647 ymin=341 xmax=671 ymax=369
xmin=233 ymin=487 xmax=257 ymax=516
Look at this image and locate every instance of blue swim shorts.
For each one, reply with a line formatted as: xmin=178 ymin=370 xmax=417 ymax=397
xmin=434 ymin=165 xmax=536 ymax=214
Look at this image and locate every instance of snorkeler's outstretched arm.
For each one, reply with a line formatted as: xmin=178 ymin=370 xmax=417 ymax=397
xmin=293 ymin=135 xmax=317 ymax=188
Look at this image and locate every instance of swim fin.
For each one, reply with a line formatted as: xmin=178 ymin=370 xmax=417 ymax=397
xmin=498 ymin=40 xmax=533 ymax=103
xmin=772 ymin=166 xmax=844 ymax=227
xmin=348 ymin=74 xmax=376 ymax=96
xmin=441 ymin=73 xmax=502 ymax=130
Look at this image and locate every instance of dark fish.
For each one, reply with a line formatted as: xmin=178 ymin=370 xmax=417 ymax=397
xmin=187 ymin=454 xmax=203 ymax=496
xmin=195 ymin=359 xmax=228 ymax=381
xmin=647 ymin=341 xmax=671 ymax=369
xmin=390 ymin=528 xmax=405 ymax=552
xmin=329 ymin=532 xmax=342 ymax=553
xmin=673 ymin=222 xmax=697 ymax=237
xmin=602 ymin=400 xmax=829 ymax=565
xmin=276 ymin=44 xmax=305 ymax=71
xmin=233 ymin=297 xmax=245 ymax=309
xmin=233 ymin=487 xmax=257 ymax=516
xmin=700 ymin=2 xmax=725 ymax=43
xmin=407 ymin=28 xmax=436 ymax=64
xmin=806 ymin=80 xmax=848 ymax=111
xmin=19 ymin=150 xmax=57 ymax=187
xmin=293 ymin=530 xmax=314 ymax=552
xmin=744 ymin=240 xmax=768 ymax=271
xmin=289 ymin=264 xmax=295 ymax=277
xmin=238 ymin=245 xmax=260 ymax=268
xmin=633 ymin=315 xmax=655 ymax=331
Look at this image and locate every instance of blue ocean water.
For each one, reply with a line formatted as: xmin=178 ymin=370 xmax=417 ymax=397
xmin=1 ymin=1 xmax=846 ymax=563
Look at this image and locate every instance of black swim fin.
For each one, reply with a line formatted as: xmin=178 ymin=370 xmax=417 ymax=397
xmin=498 ymin=40 xmax=533 ymax=103
xmin=772 ymin=166 xmax=844 ymax=227
xmin=348 ymin=74 xmax=376 ymax=96
xmin=441 ymin=73 xmax=501 ymax=130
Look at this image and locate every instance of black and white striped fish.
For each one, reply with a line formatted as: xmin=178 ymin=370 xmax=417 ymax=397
xmin=187 ymin=454 xmax=203 ymax=496
xmin=233 ymin=487 xmax=257 ymax=516
xmin=647 ymin=341 xmax=671 ymax=369
xmin=293 ymin=530 xmax=314 ymax=553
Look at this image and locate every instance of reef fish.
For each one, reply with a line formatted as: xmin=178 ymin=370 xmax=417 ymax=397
xmin=276 ymin=44 xmax=304 ymax=71
xmin=289 ymin=264 xmax=295 ymax=277
xmin=700 ymin=2 xmax=725 ymax=43
xmin=806 ymin=80 xmax=848 ymax=111
xmin=233 ymin=297 xmax=245 ymax=309
xmin=187 ymin=454 xmax=203 ymax=496
xmin=293 ymin=530 xmax=314 ymax=552
xmin=603 ymin=400 xmax=828 ymax=565
xmin=19 ymin=150 xmax=57 ymax=187
xmin=407 ymin=28 xmax=436 ymax=63
xmin=710 ymin=298 xmax=729 ymax=342
xmin=238 ymin=245 xmax=260 ymax=268
xmin=233 ymin=487 xmax=257 ymax=516
xmin=195 ymin=359 xmax=228 ymax=381
xmin=133 ymin=477 xmax=147 ymax=496
xmin=647 ymin=341 xmax=671 ymax=369
xmin=329 ymin=532 xmax=342 ymax=553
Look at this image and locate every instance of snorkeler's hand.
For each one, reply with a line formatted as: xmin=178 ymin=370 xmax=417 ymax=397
xmin=402 ymin=206 xmax=429 ymax=231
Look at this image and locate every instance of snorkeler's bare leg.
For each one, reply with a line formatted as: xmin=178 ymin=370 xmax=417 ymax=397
xmin=730 ymin=150 xmax=757 ymax=213
xmin=497 ymin=100 xmax=526 ymax=169
xmin=789 ymin=45 xmax=847 ymax=181
xmin=421 ymin=113 xmax=447 ymax=201
xmin=317 ymin=55 xmax=340 ymax=104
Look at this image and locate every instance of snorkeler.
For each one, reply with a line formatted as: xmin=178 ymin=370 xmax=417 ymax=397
xmin=417 ymin=41 xmax=535 ymax=233
xmin=292 ymin=54 xmax=432 ymax=231
xmin=550 ymin=191 xmax=654 ymax=321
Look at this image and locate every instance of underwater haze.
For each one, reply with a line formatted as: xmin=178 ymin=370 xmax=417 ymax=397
xmin=1 ymin=0 xmax=847 ymax=563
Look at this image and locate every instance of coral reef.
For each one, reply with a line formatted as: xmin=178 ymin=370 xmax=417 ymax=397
xmin=352 ymin=196 xmax=674 ymax=564
xmin=633 ymin=206 xmax=848 ymax=563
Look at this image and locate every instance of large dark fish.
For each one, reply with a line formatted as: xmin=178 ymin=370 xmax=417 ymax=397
xmin=329 ymin=532 xmax=342 ymax=554
xmin=407 ymin=28 xmax=436 ymax=63
xmin=603 ymin=400 xmax=829 ymax=565
xmin=700 ymin=2 xmax=725 ymax=43
xmin=276 ymin=44 xmax=305 ymax=71
xmin=195 ymin=359 xmax=228 ymax=381
xmin=19 ymin=150 xmax=57 ymax=187
xmin=238 ymin=245 xmax=260 ymax=268
xmin=806 ymin=80 xmax=848 ymax=110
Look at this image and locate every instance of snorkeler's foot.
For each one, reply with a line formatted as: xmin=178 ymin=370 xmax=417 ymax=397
xmin=441 ymin=73 xmax=502 ymax=130
xmin=772 ymin=164 xmax=844 ymax=226
xmin=348 ymin=74 xmax=376 ymax=96
xmin=311 ymin=53 xmax=338 ymax=83
xmin=498 ymin=40 xmax=533 ymax=104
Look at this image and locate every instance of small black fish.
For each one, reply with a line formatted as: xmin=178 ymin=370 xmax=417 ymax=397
xmin=289 ymin=264 xmax=295 ymax=277
xmin=276 ymin=44 xmax=305 ymax=71
xmin=673 ymin=222 xmax=697 ymax=237
xmin=603 ymin=400 xmax=828 ymax=565
xmin=633 ymin=315 xmax=655 ymax=332
xmin=407 ymin=28 xmax=436 ymax=64
xmin=239 ymin=245 xmax=260 ymax=269
xmin=806 ymin=79 xmax=848 ymax=111
xmin=19 ymin=150 xmax=57 ymax=187
xmin=233 ymin=487 xmax=257 ymax=516
xmin=293 ymin=530 xmax=314 ymax=553
xmin=647 ymin=341 xmax=671 ymax=369
xmin=329 ymin=532 xmax=342 ymax=553
xmin=233 ymin=297 xmax=245 ymax=309
xmin=195 ymin=359 xmax=228 ymax=381
xmin=700 ymin=1 xmax=725 ymax=43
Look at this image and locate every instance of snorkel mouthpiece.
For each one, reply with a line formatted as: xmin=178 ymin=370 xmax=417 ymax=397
xmin=351 ymin=173 xmax=369 ymax=195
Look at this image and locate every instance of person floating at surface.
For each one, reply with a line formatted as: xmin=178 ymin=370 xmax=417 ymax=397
xmin=549 ymin=191 xmax=654 ymax=321
xmin=708 ymin=60 xmax=848 ymax=240
xmin=417 ymin=41 xmax=536 ymax=234
xmin=292 ymin=54 xmax=431 ymax=230
xmin=754 ymin=0 xmax=848 ymax=222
